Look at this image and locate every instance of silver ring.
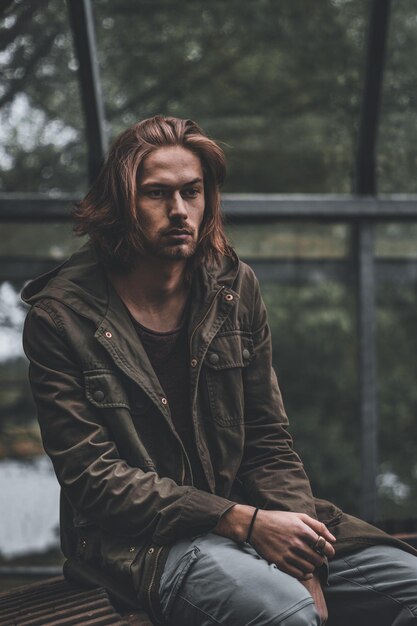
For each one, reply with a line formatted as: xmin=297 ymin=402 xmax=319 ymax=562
xmin=313 ymin=535 xmax=326 ymax=556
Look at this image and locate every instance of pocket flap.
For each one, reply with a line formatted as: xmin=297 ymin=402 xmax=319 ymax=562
xmin=84 ymin=370 xmax=130 ymax=409
xmin=204 ymin=334 xmax=254 ymax=370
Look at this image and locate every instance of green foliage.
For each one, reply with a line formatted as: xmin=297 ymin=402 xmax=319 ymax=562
xmin=256 ymin=274 xmax=417 ymax=519
xmin=0 ymin=0 xmax=87 ymax=192
xmin=0 ymin=0 xmax=371 ymax=193
xmin=377 ymin=282 xmax=417 ymax=518
xmin=378 ymin=0 xmax=417 ymax=192
xmin=261 ymin=279 xmax=361 ymax=515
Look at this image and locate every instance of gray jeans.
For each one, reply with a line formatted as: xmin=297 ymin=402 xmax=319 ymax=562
xmin=158 ymin=533 xmax=417 ymax=626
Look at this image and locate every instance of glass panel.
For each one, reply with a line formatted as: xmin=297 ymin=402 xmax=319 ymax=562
xmin=376 ymin=224 xmax=417 ymax=519
xmin=94 ymin=0 xmax=369 ymax=193
xmin=378 ymin=1 xmax=417 ymax=192
xmin=0 ymin=223 xmax=85 ymax=259
xmin=230 ymin=221 xmax=360 ymax=514
xmin=375 ymin=223 xmax=417 ymax=260
xmin=227 ymin=222 xmax=349 ymax=259
xmin=0 ymin=275 xmax=61 ymax=567
xmin=258 ymin=270 xmax=360 ymax=515
xmin=0 ymin=1 xmax=87 ymax=193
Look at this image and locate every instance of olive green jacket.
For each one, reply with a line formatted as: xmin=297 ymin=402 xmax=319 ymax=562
xmin=21 ymin=243 xmax=412 ymax=620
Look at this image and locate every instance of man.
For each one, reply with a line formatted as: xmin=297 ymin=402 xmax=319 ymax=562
xmin=22 ymin=116 xmax=417 ymax=626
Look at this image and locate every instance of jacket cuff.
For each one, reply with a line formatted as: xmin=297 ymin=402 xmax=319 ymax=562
xmin=152 ymin=489 xmax=235 ymax=544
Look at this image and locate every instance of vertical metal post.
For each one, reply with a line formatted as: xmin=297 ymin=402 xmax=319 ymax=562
xmin=355 ymin=0 xmax=390 ymax=521
xmin=355 ymin=0 xmax=391 ymax=193
xmin=67 ymin=0 xmax=108 ymax=183
xmin=356 ymin=222 xmax=378 ymax=521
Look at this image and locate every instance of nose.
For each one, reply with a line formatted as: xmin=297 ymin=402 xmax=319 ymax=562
xmin=168 ymin=191 xmax=188 ymax=220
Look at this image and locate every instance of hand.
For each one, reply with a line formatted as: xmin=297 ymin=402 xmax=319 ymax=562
xmin=301 ymin=573 xmax=328 ymax=625
xmin=216 ymin=505 xmax=336 ymax=581
xmin=250 ymin=509 xmax=335 ymax=580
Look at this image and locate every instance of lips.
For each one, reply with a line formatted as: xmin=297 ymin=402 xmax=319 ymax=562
xmin=164 ymin=229 xmax=193 ymax=236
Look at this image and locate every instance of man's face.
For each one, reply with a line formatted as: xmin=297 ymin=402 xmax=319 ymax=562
xmin=136 ymin=146 xmax=205 ymax=260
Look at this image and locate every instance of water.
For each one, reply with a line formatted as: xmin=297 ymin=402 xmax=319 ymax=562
xmin=0 ymin=456 xmax=60 ymax=558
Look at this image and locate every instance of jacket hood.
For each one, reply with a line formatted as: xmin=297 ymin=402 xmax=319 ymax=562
xmin=21 ymin=242 xmax=240 ymax=324
xmin=22 ymin=243 xmax=111 ymax=325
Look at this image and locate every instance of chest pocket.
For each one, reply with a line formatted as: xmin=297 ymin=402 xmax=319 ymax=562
xmin=84 ymin=370 xmax=157 ymax=470
xmin=203 ymin=333 xmax=254 ymax=426
xmin=84 ymin=370 xmax=153 ymax=431
xmin=84 ymin=370 xmax=130 ymax=409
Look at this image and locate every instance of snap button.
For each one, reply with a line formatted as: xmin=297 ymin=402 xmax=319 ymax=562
xmin=191 ymin=358 xmax=198 ymax=367
xmin=242 ymin=348 xmax=251 ymax=360
xmin=224 ymin=294 xmax=234 ymax=302
xmin=105 ymin=331 xmax=112 ymax=338
xmin=81 ymin=539 xmax=86 ymax=548
xmin=161 ymin=397 xmax=168 ymax=405
xmin=93 ymin=389 xmax=105 ymax=402
xmin=148 ymin=547 xmax=155 ymax=555
xmin=208 ymin=353 xmax=219 ymax=365
xmin=129 ymin=546 xmax=136 ymax=553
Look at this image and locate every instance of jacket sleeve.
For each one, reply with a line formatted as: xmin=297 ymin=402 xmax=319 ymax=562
xmin=237 ymin=272 xmax=317 ymax=519
xmin=23 ymin=303 xmax=234 ymax=544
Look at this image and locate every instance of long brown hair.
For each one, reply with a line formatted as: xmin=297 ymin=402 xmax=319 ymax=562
xmin=73 ymin=115 xmax=233 ymax=271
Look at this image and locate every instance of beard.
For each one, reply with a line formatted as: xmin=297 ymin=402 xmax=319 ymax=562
xmin=151 ymin=240 xmax=198 ymax=259
xmin=141 ymin=225 xmax=200 ymax=260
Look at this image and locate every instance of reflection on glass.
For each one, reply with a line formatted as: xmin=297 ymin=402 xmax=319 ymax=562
xmin=376 ymin=223 xmax=417 ymax=259
xmin=0 ymin=1 xmax=87 ymax=192
xmin=0 ymin=278 xmax=60 ymax=560
xmin=378 ymin=1 xmax=417 ymax=192
xmin=227 ymin=222 xmax=349 ymax=259
xmin=258 ymin=274 xmax=360 ymax=515
xmin=377 ymin=279 xmax=417 ymax=519
xmin=0 ymin=223 xmax=84 ymax=259
xmin=375 ymin=219 xmax=417 ymax=503
xmin=94 ymin=0 xmax=368 ymax=192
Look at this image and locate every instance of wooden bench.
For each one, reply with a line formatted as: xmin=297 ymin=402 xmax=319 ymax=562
xmin=0 ymin=576 xmax=154 ymax=626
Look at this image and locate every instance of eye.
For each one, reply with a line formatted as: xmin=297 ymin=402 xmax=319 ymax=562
xmin=147 ymin=189 xmax=166 ymax=199
xmin=182 ymin=188 xmax=200 ymax=198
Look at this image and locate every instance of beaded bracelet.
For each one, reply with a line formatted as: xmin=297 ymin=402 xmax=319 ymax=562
xmin=245 ymin=507 xmax=259 ymax=543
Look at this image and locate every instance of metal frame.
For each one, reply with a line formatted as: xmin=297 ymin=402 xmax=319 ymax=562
xmin=66 ymin=0 xmax=108 ymax=182
xmin=2 ymin=193 xmax=417 ymax=222
xmin=354 ymin=0 xmax=391 ymax=521
xmin=1 ymin=0 xmax=412 ymax=526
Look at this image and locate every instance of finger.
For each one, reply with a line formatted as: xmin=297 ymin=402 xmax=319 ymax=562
xmin=287 ymin=554 xmax=317 ymax=577
xmin=299 ymin=516 xmax=336 ymax=543
xmin=300 ymin=573 xmax=314 ymax=582
xmin=323 ymin=541 xmax=335 ymax=559
xmin=299 ymin=530 xmax=336 ymax=561
xmin=276 ymin=560 xmax=313 ymax=581
xmin=310 ymin=535 xmax=335 ymax=559
xmin=299 ymin=527 xmax=336 ymax=558
xmin=298 ymin=527 xmax=335 ymax=560
xmin=293 ymin=545 xmax=326 ymax=568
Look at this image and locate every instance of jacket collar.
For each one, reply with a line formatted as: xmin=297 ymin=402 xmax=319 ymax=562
xmin=21 ymin=242 xmax=109 ymax=326
xmin=21 ymin=242 xmax=240 ymax=320
xmin=21 ymin=240 xmax=240 ymax=398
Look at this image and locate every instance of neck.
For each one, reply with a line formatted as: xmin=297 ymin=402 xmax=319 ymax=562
xmin=108 ymin=256 xmax=190 ymax=332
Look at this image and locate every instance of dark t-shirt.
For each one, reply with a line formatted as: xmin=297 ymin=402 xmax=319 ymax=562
xmin=130 ymin=314 xmax=209 ymax=490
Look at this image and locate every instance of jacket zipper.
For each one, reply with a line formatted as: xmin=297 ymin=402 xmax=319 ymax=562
xmin=147 ymin=545 xmax=164 ymax=624
xmin=185 ymin=285 xmax=225 ymax=486
xmin=180 ymin=449 xmax=191 ymax=485
xmin=171 ymin=289 xmax=226 ymax=489
xmin=188 ymin=286 xmax=225 ymax=358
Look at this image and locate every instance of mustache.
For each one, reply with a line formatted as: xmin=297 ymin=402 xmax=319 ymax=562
xmin=162 ymin=227 xmax=194 ymax=236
